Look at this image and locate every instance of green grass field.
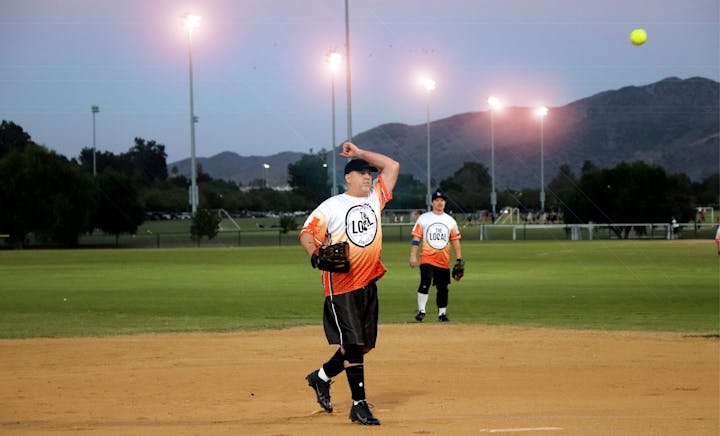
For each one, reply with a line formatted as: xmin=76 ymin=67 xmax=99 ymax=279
xmin=0 ymin=240 xmax=717 ymax=338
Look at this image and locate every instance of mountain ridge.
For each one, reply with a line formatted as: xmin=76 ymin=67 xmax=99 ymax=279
xmin=170 ymin=76 xmax=719 ymax=188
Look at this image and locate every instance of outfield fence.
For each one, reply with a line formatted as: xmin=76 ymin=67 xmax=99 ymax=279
xmin=2 ymin=221 xmax=716 ymax=249
xmin=386 ymin=222 xmax=717 ymax=242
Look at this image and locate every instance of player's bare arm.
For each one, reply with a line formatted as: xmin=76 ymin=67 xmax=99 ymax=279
xmin=409 ymin=237 xmax=420 ymax=267
xmin=340 ymin=142 xmax=400 ymax=192
xmin=299 ymin=232 xmax=317 ymax=257
xmin=451 ymin=239 xmax=462 ymax=260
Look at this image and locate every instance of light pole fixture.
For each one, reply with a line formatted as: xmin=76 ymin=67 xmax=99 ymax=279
xmin=263 ymin=163 xmax=271 ymax=188
xmin=420 ymin=77 xmax=436 ymax=210
xmin=183 ymin=13 xmax=201 ymax=214
xmin=91 ymin=105 xmax=99 ymax=177
xmin=327 ymin=50 xmax=342 ymax=196
xmin=487 ymin=96 xmax=501 ymax=220
xmin=536 ymin=106 xmax=549 ymax=212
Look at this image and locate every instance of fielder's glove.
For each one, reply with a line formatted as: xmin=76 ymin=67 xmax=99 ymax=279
xmin=311 ymin=242 xmax=350 ymax=273
xmin=452 ymin=258 xmax=465 ymax=281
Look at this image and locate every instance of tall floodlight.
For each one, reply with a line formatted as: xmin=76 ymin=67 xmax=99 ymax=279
xmin=536 ymin=106 xmax=549 ymax=212
xmin=184 ymin=14 xmax=201 ymax=214
xmin=487 ymin=96 xmax=501 ymax=220
xmin=327 ymin=50 xmax=342 ymax=195
xmin=91 ymin=105 xmax=99 ymax=177
xmin=263 ymin=163 xmax=271 ymax=188
xmin=420 ymin=77 xmax=436 ymax=210
xmin=344 ymin=0 xmax=352 ymax=142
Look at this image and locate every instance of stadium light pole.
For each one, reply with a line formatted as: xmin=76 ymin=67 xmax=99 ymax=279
xmin=536 ymin=106 xmax=549 ymax=213
xmin=327 ymin=50 xmax=342 ymax=196
xmin=420 ymin=77 xmax=436 ymax=210
xmin=487 ymin=96 xmax=501 ymax=220
xmin=91 ymin=105 xmax=99 ymax=177
xmin=183 ymin=14 xmax=201 ymax=215
xmin=263 ymin=163 xmax=271 ymax=188
xmin=344 ymin=0 xmax=352 ymax=142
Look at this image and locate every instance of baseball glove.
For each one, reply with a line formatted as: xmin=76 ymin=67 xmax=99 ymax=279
xmin=452 ymin=258 xmax=465 ymax=281
xmin=311 ymin=242 xmax=350 ymax=273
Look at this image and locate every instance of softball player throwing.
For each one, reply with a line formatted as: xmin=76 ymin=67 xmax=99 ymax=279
xmin=299 ymin=142 xmax=399 ymax=426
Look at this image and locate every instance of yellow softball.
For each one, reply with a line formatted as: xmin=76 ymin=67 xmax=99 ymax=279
xmin=630 ymin=29 xmax=647 ymax=46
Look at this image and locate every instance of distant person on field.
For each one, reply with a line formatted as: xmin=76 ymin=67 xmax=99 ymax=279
xmin=715 ymin=223 xmax=720 ymax=255
xmin=409 ymin=190 xmax=463 ymax=323
xmin=671 ymin=217 xmax=680 ymax=239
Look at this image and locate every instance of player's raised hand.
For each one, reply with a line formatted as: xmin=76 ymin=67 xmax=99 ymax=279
xmin=340 ymin=142 xmax=360 ymax=158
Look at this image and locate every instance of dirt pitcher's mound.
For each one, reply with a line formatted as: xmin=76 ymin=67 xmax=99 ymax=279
xmin=0 ymin=324 xmax=717 ymax=435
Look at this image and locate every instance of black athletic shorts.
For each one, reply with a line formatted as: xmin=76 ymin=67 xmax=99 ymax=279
xmin=323 ymin=281 xmax=378 ymax=348
xmin=420 ymin=264 xmax=451 ymax=287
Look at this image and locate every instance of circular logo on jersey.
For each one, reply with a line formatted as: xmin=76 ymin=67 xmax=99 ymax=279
xmin=426 ymin=222 xmax=450 ymax=250
xmin=345 ymin=204 xmax=378 ymax=247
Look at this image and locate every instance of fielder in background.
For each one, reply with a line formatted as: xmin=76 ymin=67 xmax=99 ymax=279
xmin=715 ymin=222 xmax=720 ymax=255
xmin=409 ymin=190 xmax=464 ymax=322
xmin=298 ymin=142 xmax=399 ymax=426
xmin=671 ymin=217 xmax=681 ymax=239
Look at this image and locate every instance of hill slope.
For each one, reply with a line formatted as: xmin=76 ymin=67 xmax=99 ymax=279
xmin=171 ymin=77 xmax=719 ymax=188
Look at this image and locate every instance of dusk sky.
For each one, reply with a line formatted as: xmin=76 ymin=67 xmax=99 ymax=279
xmin=2 ymin=0 xmax=718 ymax=164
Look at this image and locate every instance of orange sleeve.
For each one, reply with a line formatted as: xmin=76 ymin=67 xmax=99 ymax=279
xmin=377 ymin=174 xmax=392 ymax=205
xmin=411 ymin=222 xmax=423 ymax=239
xmin=298 ymin=215 xmax=325 ymax=247
xmin=449 ymin=228 xmax=462 ymax=241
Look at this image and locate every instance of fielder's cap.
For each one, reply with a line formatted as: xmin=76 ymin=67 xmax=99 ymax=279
xmin=344 ymin=158 xmax=378 ymax=174
xmin=431 ymin=190 xmax=448 ymax=200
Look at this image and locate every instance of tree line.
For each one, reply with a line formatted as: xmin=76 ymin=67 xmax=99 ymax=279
xmin=0 ymin=120 xmax=716 ymax=247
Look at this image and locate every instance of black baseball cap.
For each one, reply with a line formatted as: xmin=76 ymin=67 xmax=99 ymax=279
xmin=431 ymin=190 xmax=448 ymax=200
xmin=344 ymin=159 xmax=378 ymax=174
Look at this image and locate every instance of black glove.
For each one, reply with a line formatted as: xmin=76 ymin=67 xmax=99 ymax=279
xmin=310 ymin=242 xmax=350 ymax=273
xmin=452 ymin=258 xmax=465 ymax=281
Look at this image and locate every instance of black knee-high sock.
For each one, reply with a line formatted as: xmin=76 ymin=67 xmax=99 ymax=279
xmin=345 ymin=364 xmax=365 ymax=401
xmin=343 ymin=345 xmax=366 ymax=401
xmin=437 ymin=283 xmax=449 ymax=309
xmin=322 ymin=348 xmax=345 ymax=378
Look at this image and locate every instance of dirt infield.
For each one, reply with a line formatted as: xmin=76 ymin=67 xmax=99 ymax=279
xmin=1 ymin=324 xmax=717 ymax=435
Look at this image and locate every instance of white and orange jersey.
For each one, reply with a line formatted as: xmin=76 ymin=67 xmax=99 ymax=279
xmin=299 ymin=175 xmax=392 ymax=296
xmin=411 ymin=211 xmax=461 ymax=268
